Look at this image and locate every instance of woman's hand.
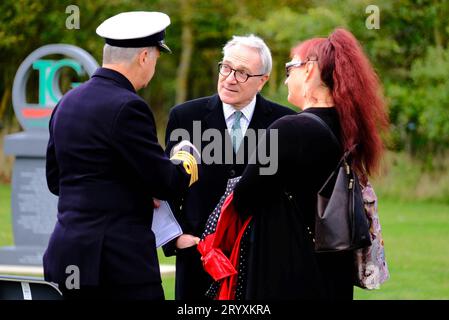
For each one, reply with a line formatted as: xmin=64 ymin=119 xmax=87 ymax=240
xmin=176 ymin=234 xmax=200 ymax=249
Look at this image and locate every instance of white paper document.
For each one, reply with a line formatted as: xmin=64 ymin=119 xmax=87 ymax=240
xmin=151 ymin=200 xmax=183 ymax=248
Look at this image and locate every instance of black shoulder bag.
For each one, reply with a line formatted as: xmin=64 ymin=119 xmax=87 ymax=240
xmin=300 ymin=112 xmax=371 ymax=252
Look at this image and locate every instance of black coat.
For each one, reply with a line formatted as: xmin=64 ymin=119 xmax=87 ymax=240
xmin=234 ymin=108 xmax=355 ymax=300
xmin=44 ymin=68 xmax=191 ymax=288
xmin=163 ymin=93 xmax=295 ymax=299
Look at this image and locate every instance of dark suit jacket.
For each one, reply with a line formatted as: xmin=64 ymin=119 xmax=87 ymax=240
xmin=44 ymin=68 xmax=190 ymax=287
xmin=163 ymin=93 xmax=295 ymax=299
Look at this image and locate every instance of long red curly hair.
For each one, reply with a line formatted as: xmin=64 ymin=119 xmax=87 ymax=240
xmin=292 ymin=28 xmax=389 ymax=179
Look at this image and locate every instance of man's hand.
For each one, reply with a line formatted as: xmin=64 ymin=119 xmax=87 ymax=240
xmin=153 ymin=198 xmax=161 ymax=208
xmin=176 ymin=234 xmax=200 ymax=249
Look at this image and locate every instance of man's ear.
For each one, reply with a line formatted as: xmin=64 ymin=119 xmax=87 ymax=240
xmin=257 ymin=74 xmax=269 ymax=91
xmin=138 ymin=49 xmax=148 ymax=66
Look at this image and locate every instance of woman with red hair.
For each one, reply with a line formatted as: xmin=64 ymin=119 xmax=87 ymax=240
xmin=228 ymin=28 xmax=389 ymax=300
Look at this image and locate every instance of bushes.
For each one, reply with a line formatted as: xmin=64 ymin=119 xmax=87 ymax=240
xmin=373 ymin=151 xmax=449 ymax=203
xmin=387 ymin=46 xmax=449 ymax=159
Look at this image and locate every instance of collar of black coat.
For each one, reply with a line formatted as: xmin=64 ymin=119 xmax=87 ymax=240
xmin=91 ymin=67 xmax=136 ymax=93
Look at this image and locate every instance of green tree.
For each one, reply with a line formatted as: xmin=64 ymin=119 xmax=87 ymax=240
xmin=2 ymin=0 xmax=449 ymax=182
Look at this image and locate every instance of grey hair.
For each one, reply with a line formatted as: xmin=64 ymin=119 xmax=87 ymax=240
xmin=222 ymin=34 xmax=272 ymax=75
xmin=102 ymin=44 xmax=156 ymax=64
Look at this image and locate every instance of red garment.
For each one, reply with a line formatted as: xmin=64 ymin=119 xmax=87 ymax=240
xmin=197 ymin=192 xmax=252 ymax=300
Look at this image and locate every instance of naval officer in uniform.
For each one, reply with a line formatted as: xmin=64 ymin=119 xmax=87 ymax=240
xmin=44 ymin=11 xmax=198 ymax=300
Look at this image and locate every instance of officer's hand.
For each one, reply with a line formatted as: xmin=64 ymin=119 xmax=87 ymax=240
xmin=176 ymin=234 xmax=200 ymax=249
xmin=153 ymin=198 xmax=161 ymax=208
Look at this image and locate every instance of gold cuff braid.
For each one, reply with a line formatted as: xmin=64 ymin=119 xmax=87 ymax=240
xmin=170 ymin=151 xmax=198 ymax=186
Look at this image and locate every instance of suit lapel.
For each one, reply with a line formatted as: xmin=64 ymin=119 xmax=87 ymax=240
xmin=235 ymin=94 xmax=273 ymax=158
xmin=204 ymin=94 xmax=227 ymax=132
xmin=203 ymin=94 xmax=234 ymax=157
xmin=247 ymin=93 xmax=273 ymax=131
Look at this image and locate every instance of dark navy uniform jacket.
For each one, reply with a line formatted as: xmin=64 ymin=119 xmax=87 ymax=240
xmin=44 ymin=68 xmax=191 ymax=287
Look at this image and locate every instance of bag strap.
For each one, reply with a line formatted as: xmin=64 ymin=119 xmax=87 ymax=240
xmin=299 ymin=112 xmax=341 ymax=151
xmin=299 ymin=112 xmax=358 ymax=161
xmin=287 ymin=113 xmax=353 ymax=247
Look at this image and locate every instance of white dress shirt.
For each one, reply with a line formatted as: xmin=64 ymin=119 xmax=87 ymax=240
xmin=222 ymin=96 xmax=256 ymax=137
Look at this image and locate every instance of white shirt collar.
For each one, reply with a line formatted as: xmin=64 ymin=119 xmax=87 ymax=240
xmin=222 ymin=95 xmax=257 ymax=122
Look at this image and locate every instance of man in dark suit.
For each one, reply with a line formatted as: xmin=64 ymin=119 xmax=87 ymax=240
xmin=163 ymin=35 xmax=296 ymax=300
xmin=44 ymin=11 xmax=199 ymax=300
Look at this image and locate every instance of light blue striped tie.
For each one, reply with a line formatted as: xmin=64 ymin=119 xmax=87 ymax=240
xmin=231 ymin=111 xmax=243 ymax=152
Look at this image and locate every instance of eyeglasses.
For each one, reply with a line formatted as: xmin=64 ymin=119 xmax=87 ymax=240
xmin=285 ymin=61 xmax=306 ymax=78
xmin=285 ymin=59 xmax=317 ymax=78
xmin=218 ymin=63 xmax=265 ymax=83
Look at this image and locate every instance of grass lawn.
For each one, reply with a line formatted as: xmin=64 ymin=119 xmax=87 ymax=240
xmin=161 ymin=274 xmax=175 ymax=300
xmin=0 ymin=183 xmax=13 ymax=246
xmin=355 ymin=200 xmax=449 ymax=300
xmin=1 ymin=183 xmax=448 ymax=300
